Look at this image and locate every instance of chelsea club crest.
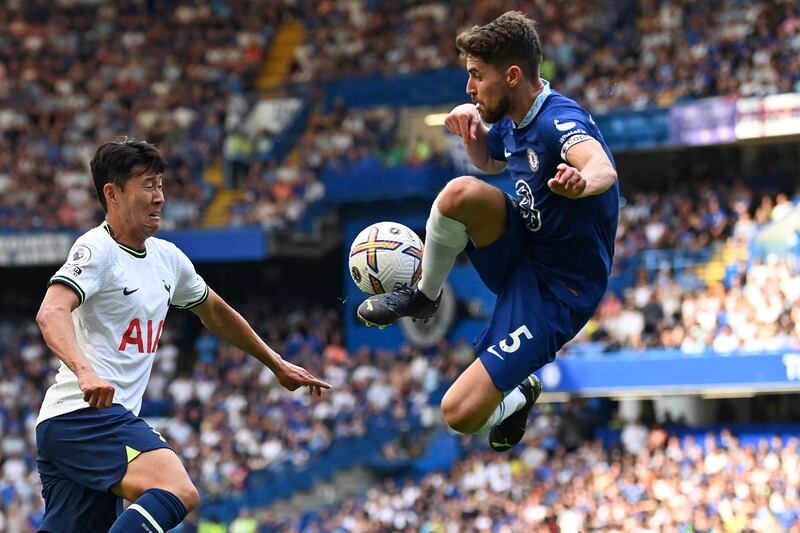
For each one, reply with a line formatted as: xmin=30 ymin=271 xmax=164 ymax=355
xmin=527 ymin=149 xmax=539 ymax=172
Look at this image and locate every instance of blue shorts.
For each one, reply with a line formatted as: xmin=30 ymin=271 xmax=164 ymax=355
xmin=466 ymin=194 xmax=591 ymax=392
xmin=36 ymin=405 xmax=172 ymax=533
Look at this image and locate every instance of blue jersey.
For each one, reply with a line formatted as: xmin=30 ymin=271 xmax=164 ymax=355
xmin=486 ymin=81 xmax=619 ymax=315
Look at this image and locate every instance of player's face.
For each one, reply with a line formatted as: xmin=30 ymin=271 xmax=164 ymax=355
xmin=465 ymin=56 xmax=511 ymax=124
xmin=118 ymin=171 xmax=164 ymax=237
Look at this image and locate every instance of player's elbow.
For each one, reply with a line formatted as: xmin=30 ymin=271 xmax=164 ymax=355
xmin=605 ymin=168 xmax=618 ymax=190
xmin=36 ymin=304 xmax=56 ymax=332
xmin=591 ymin=163 xmax=617 ymax=195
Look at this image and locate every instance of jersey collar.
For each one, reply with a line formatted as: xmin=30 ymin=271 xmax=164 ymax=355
xmin=101 ymin=220 xmax=147 ymax=258
xmin=515 ymin=79 xmax=551 ymax=129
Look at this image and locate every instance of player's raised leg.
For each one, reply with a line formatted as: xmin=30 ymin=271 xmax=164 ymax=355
xmin=109 ymin=448 xmax=199 ymax=532
xmin=441 ymin=255 xmax=560 ymax=452
xmin=357 ymin=176 xmax=507 ymax=326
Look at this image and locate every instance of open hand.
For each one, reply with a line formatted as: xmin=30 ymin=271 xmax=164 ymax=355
xmin=276 ymin=360 xmax=332 ymax=396
xmin=78 ymin=371 xmax=116 ymax=408
xmin=548 ymin=163 xmax=587 ymax=199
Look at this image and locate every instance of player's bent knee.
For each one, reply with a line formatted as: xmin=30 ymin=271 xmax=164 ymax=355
xmin=118 ymin=479 xmax=199 ymax=512
xmin=175 ymin=483 xmax=200 ymax=512
xmin=436 ymin=176 xmax=485 ymax=217
xmin=436 ymin=177 xmax=506 ymax=247
xmin=441 ymin=395 xmax=480 ymax=434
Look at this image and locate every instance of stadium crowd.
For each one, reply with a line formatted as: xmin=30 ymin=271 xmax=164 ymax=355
xmin=309 ymin=429 xmax=800 ymax=533
xmin=3 ymin=242 xmax=800 ymax=531
xmin=4 ymin=0 xmax=800 ymax=234
xmin=292 ymin=0 xmax=800 ymax=110
xmin=0 ymin=0 xmax=287 ymax=231
xmin=2 ymin=179 xmax=799 ymax=528
xmin=589 ymin=255 xmax=800 ymax=354
xmin=584 ymin=186 xmax=800 ymax=353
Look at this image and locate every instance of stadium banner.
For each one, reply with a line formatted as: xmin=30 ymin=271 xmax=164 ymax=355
xmin=540 ymin=350 xmax=800 ymax=396
xmin=243 ymin=97 xmax=304 ymax=137
xmin=591 ymin=107 xmax=670 ymax=150
xmin=735 ymin=93 xmax=800 ymax=139
xmin=322 ymin=162 xmax=453 ymax=203
xmin=322 ymin=68 xmax=468 ymax=110
xmin=0 ymin=233 xmax=76 ymax=266
xmin=0 ymin=228 xmax=268 ymax=266
xmin=669 ymin=97 xmax=737 ymax=146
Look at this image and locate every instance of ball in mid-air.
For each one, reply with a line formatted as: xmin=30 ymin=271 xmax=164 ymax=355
xmin=349 ymin=221 xmax=423 ymax=295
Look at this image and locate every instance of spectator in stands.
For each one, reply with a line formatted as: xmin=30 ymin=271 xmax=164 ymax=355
xmin=291 ymin=0 xmax=800 ymax=110
xmin=0 ymin=0 xmax=282 ymax=231
xmin=577 ymin=187 xmax=800 ymax=355
xmin=321 ymin=428 xmax=800 ymax=532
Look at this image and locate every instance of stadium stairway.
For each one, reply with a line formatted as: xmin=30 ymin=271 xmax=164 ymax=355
xmin=695 ymin=241 xmax=745 ymax=286
xmin=201 ymin=21 xmax=307 ymax=227
xmin=755 ymin=207 xmax=800 ymax=256
xmin=695 ymin=204 xmax=799 ymax=287
xmin=271 ymin=465 xmax=379 ymax=521
xmin=257 ymin=20 xmax=305 ymax=90
xmin=269 ymin=421 xmax=448 ymax=520
xmin=203 ymin=188 xmax=247 ymax=227
xmin=200 ymin=413 xmax=399 ymax=522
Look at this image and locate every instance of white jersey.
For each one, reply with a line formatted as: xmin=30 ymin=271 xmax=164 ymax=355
xmin=37 ymin=221 xmax=208 ymax=424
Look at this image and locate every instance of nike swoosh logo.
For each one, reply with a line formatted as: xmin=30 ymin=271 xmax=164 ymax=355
xmin=504 ymin=149 xmax=512 ymax=158
xmin=123 ymin=287 xmax=139 ymax=296
xmin=554 ymin=119 xmax=577 ymax=131
xmin=491 ymin=441 xmax=513 ymax=448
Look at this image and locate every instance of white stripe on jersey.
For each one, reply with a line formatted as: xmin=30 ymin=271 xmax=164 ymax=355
xmin=37 ymin=223 xmax=207 ymax=424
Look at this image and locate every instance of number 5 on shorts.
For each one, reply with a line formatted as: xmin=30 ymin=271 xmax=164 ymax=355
xmin=486 ymin=325 xmax=533 ymax=360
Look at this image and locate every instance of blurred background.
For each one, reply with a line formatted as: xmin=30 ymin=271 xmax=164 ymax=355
xmin=2 ymin=0 xmax=800 ymax=531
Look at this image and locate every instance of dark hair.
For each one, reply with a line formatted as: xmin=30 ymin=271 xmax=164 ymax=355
xmin=456 ymin=11 xmax=542 ymax=82
xmin=90 ymin=138 xmax=166 ymax=211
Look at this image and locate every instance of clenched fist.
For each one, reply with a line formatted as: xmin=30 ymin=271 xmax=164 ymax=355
xmin=78 ymin=371 xmax=116 ymax=408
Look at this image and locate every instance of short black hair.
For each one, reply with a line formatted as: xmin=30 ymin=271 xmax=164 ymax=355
xmin=90 ymin=138 xmax=166 ymax=211
xmin=456 ymin=11 xmax=542 ymax=82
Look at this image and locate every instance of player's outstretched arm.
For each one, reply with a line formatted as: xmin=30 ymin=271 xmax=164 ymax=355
xmin=190 ymin=289 xmax=331 ymax=396
xmin=36 ymin=284 xmax=116 ymax=408
xmin=444 ymin=103 xmax=507 ymax=175
xmin=548 ymin=139 xmax=618 ymax=199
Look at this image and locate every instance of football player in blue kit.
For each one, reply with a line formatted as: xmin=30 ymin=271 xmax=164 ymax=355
xmin=358 ymin=11 xmax=619 ymax=451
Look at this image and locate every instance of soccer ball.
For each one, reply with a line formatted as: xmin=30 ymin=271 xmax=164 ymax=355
xmin=349 ymin=221 xmax=423 ymax=295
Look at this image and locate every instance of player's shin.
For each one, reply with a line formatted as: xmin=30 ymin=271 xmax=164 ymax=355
xmin=109 ymin=488 xmax=187 ymax=532
xmin=470 ymin=387 xmax=528 ymax=434
xmin=417 ymin=201 xmax=469 ymax=300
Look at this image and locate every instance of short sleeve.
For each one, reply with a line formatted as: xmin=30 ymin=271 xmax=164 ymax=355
xmin=171 ymin=246 xmax=209 ymax=309
xmin=49 ymin=240 xmax=108 ymax=306
xmin=487 ymin=122 xmax=507 ymax=162
xmin=540 ymin=107 xmax=599 ymax=161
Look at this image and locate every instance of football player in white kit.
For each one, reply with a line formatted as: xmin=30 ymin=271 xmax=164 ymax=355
xmin=35 ymin=139 xmax=331 ymax=532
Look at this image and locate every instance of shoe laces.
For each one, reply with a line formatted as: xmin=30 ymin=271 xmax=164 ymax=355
xmin=385 ymin=285 xmax=414 ymax=307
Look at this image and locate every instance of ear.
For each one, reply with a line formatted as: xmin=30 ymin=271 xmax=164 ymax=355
xmin=505 ymin=65 xmax=523 ymax=88
xmin=103 ymin=182 xmax=118 ymax=207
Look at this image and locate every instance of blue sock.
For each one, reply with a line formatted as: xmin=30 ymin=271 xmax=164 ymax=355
xmin=109 ymin=488 xmax=187 ymax=532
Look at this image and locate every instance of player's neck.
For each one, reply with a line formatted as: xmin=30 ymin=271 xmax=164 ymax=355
xmin=103 ymin=215 xmax=147 ymax=251
xmin=509 ymin=81 xmax=545 ymax=127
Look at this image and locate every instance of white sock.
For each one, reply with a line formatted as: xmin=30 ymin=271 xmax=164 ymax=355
xmin=417 ymin=201 xmax=468 ymax=300
xmin=471 ymin=388 xmax=528 ymax=435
